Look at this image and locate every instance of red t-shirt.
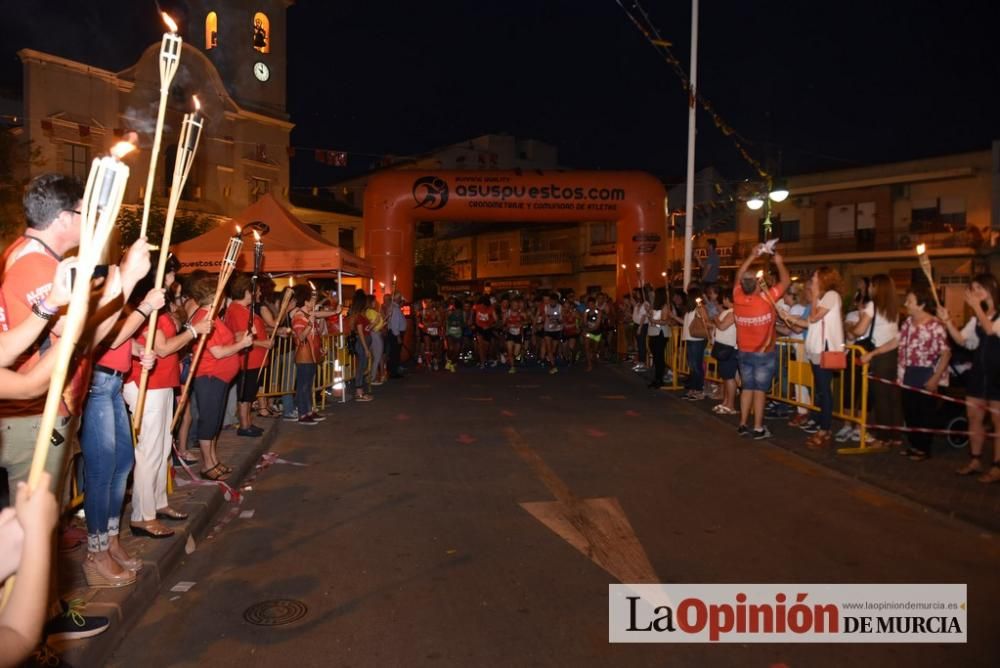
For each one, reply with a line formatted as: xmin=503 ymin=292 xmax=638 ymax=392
xmin=96 ymin=340 xmax=132 ymax=373
xmin=733 ymin=284 xmax=786 ymax=353
xmin=191 ymin=307 xmax=241 ymax=382
xmin=129 ymin=313 xmax=182 ymax=389
xmin=291 ymin=310 xmax=322 ymax=360
xmin=505 ymin=311 xmax=525 ymax=333
xmin=224 ymin=302 xmax=267 ymax=368
xmin=0 ymin=236 xmax=91 ymax=417
xmin=473 ymin=304 xmax=495 ymax=329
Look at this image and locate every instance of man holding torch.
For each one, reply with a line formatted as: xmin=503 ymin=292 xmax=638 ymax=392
xmin=731 ymin=242 xmax=790 ymax=440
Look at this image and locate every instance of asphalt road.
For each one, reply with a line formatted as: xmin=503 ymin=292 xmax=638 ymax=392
xmin=110 ymin=362 xmax=999 ymax=667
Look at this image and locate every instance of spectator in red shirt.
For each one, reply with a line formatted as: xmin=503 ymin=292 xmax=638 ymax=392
xmin=224 ymin=273 xmax=273 ymax=436
xmin=188 ymin=275 xmax=253 ymax=481
xmin=123 ymin=255 xmax=211 ymax=540
xmin=732 ymin=244 xmax=790 ymax=439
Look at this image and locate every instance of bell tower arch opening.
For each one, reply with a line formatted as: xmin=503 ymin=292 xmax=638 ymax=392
xmin=363 ymin=170 xmax=667 ymax=301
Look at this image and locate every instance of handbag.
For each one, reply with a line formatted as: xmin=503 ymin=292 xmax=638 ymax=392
xmin=857 ymin=305 xmax=877 ymax=353
xmin=819 ymin=319 xmax=846 ymax=370
xmin=689 ymin=311 xmax=708 ymax=339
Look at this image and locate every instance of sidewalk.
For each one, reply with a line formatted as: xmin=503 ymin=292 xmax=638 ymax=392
xmin=54 ymin=420 xmax=282 ymax=667
xmin=613 ymin=362 xmax=1000 ymax=534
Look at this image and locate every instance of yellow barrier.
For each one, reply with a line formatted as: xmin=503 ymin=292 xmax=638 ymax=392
xmin=674 ymin=331 xmax=878 ymax=454
xmin=258 ymin=334 xmax=352 ymax=408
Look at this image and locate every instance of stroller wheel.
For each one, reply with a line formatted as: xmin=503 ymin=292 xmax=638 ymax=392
xmin=947 ymin=416 xmax=969 ymax=449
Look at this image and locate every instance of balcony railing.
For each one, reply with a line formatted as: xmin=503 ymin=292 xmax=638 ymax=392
xmin=732 ymin=229 xmax=981 ymax=259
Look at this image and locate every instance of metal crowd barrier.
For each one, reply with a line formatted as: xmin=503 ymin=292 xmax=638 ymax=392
xmin=258 ymin=334 xmax=352 ymax=407
xmin=665 ymin=327 xmax=877 ymax=454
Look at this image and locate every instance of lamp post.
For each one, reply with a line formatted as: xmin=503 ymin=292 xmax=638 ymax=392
xmin=745 ymin=178 xmax=789 ymax=240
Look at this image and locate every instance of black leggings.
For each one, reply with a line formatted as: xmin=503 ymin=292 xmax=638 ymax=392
xmin=649 ymin=334 xmax=667 ymax=384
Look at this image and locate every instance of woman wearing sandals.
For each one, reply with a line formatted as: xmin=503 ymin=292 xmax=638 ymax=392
xmin=897 ymin=285 xmax=951 ymax=461
xmin=124 ymin=256 xmax=212 ymax=540
xmin=938 ymin=273 xmax=1000 ymax=483
xmin=711 ymin=288 xmax=739 ymax=415
xmin=189 ymin=275 xmax=253 ymax=480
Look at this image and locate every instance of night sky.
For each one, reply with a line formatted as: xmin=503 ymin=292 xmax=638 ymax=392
xmin=1 ymin=0 xmax=997 ymax=189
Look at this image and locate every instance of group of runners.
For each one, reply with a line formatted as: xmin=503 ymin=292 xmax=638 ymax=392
xmin=412 ymin=291 xmax=619 ymax=373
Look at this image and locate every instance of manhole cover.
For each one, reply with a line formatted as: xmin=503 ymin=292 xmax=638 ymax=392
xmin=243 ymin=599 xmax=308 ymax=626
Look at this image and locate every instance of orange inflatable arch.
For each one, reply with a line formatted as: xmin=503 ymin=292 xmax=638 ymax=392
xmin=364 ymin=170 xmax=667 ymax=299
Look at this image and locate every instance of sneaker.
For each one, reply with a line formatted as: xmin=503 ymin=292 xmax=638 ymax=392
xmin=849 ymin=427 xmax=861 ymax=442
xmin=548 ymin=367 xmax=559 ymax=375
xmin=736 ymin=425 xmax=751 ymax=437
xmin=801 ymin=420 xmax=820 ymax=434
xmin=633 ymin=365 xmax=647 ymax=372
xmin=753 ymin=426 xmax=773 ymax=440
xmin=307 ymin=412 xmax=327 ymax=422
xmin=45 ymin=598 xmax=110 ymax=641
xmin=833 ymin=424 xmax=853 ymax=441
xmin=297 ymin=416 xmax=318 ymax=426
xmin=282 ymin=413 xmax=299 ymax=422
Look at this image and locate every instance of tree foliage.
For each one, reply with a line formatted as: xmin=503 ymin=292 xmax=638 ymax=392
xmin=116 ymin=206 xmax=212 ymax=247
xmin=413 ymin=239 xmax=458 ymax=300
xmin=0 ymin=129 xmax=45 ymax=243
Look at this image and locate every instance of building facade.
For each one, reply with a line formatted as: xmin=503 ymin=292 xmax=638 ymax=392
xmin=11 ymin=0 xmax=358 ymax=249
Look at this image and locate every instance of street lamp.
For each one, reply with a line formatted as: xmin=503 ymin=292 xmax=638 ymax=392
xmin=745 ymin=178 xmax=789 ymax=239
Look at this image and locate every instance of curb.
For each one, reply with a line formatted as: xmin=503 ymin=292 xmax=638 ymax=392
xmin=57 ymin=419 xmax=282 ymax=667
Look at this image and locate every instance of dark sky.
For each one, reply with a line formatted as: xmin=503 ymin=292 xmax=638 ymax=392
xmin=2 ymin=0 xmax=998 ymax=188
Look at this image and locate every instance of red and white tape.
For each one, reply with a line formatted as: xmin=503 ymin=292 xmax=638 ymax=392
xmin=864 ymin=423 xmax=997 ymax=439
xmin=866 ymin=375 xmax=1000 ymax=415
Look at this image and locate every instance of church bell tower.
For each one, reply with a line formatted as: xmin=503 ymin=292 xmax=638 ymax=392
xmin=182 ymin=0 xmax=291 ymax=118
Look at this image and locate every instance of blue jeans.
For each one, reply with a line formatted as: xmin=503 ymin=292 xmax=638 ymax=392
xmin=738 ymin=351 xmax=778 ymax=392
xmin=685 ymin=339 xmax=707 ymax=391
xmin=80 ymin=371 xmax=134 ymax=552
xmin=295 ymin=362 xmax=317 ymax=417
xmin=811 ymin=364 xmax=835 ymax=430
xmin=354 ymin=340 xmax=368 ymax=392
xmin=280 ymin=348 xmax=296 ymax=417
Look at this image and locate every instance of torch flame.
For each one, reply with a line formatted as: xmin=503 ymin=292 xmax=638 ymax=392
xmin=916 ymin=243 xmax=926 ymax=255
xmin=755 ymin=270 xmax=764 ymax=278
xmin=620 ymin=264 xmax=626 ymax=270
xmin=110 ymin=141 xmax=136 ymax=159
xmin=308 ymin=280 xmax=317 ymax=291
xmin=253 ymin=230 xmax=261 ymax=242
xmin=192 ymin=95 xmax=201 ymax=111
xmin=235 ymin=225 xmax=241 ymax=236
xmin=162 ymin=12 xmax=178 ymax=33
xmin=379 ymin=281 xmax=386 ymax=289
xmin=695 ymin=297 xmax=703 ymax=305
xmin=635 ymin=263 xmax=640 ymax=269
xmin=661 ymin=271 xmax=667 ymax=277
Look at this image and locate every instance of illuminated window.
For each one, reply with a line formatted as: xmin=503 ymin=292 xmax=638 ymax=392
xmin=252 ymin=12 xmax=270 ymax=53
xmin=205 ymin=12 xmax=218 ymax=50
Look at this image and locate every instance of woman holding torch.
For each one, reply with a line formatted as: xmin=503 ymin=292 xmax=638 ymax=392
xmin=188 ymin=275 xmax=253 ymax=480
xmin=123 ymin=256 xmax=212 ymax=539
xmin=224 ymin=272 xmax=272 ymax=436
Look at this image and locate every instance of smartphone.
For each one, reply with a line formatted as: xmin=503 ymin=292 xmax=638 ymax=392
xmin=68 ymin=264 xmax=109 ymax=289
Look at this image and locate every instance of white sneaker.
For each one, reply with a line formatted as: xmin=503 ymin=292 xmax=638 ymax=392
xmin=850 ymin=427 xmax=861 ymax=442
xmin=834 ymin=424 xmax=853 ymax=442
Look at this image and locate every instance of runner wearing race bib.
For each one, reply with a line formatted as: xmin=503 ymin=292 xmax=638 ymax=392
xmin=444 ymin=299 xmax=465 ymax=372
xmin=503 ymin=299 xmax=527 ymax=374
xmin=472 ymin=296 xmax=496 ymax=369
xmin=422 ymin=300 xmax=443 ymax=371
xmin=561 ymin=298 xmax=581 ymax=365
xmin=583 ymin=296 xmax=605 ymax=371
xmin=540 ymin=292 xmax=563 ymax=374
